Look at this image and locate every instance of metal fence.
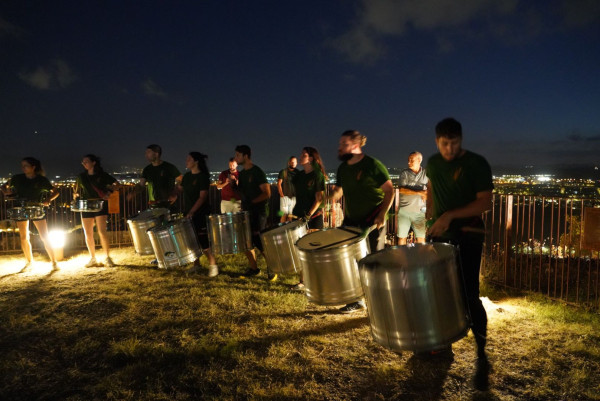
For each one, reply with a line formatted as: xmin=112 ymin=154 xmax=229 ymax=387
xmin=0 ymin=183 xmax=346 ymax=253
xmin=2 ymin=185 xmax=599 ymax=308
xmin=482 ymin=194 xmax=600 ymax=309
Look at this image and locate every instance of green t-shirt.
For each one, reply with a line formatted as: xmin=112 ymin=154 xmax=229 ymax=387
xmin=181 ymin=171 xmax=210 ymax=215
xmin=426 ymin=150 xmax=494 ymax=239
xmin=9 ymin=174 xmax=54 ymax=202
xmin=76 ymin=171 xmax=117 ymax=199
xmin=292 ymin=168 xmax=325 ymax=217
xmin=335 ymin=155 xmax=390 ymax=224
xmin=141 ymin=161 xmax=181 ymax=202
xmin=238 ymin=164 xmax=269 ymax=215
xmin=278 ymin=167 xmax=299 ymax=197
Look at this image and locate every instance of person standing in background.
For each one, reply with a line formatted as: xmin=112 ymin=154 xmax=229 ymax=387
xmin=396 ymin=151 xmax=428 ymax=245
xmin=216 ymin=157 xmax=241 ymax=213
xmin=1 ymin=157 xmax=60 ymax=270
xmin=75 ymin=154 xmax=120 ymax=268
xmin=277 ymin=156 xmax=299 ymax=223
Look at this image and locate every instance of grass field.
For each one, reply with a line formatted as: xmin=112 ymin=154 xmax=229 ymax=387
xmin=1 ymin=247 xmax=599 ymax=400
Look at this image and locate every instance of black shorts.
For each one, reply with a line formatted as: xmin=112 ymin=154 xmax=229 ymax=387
xmin=81 ymin=203 xmax=109 ymax=219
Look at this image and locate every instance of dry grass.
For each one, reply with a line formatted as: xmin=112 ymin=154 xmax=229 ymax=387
xmin=0 ymin=247 xmax=599 ymax=401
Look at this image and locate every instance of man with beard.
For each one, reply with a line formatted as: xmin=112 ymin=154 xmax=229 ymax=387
xmin=329 ymin=130 xmax=394 ymax=313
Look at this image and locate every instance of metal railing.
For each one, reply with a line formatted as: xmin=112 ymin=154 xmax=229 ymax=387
xmin=482 ymin=194 xmax=600 ymax=309
xmin=2 ymin=185 xmax=599 ymax=308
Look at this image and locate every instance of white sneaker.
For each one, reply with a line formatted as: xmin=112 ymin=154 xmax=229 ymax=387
xmin=51 ymin=262 xmax=59 ymax=271
xmin=207 ymin=265 xmax=219 ymax=278
xmin=85 ymin=258 xmax=98 ymax=268
xmin=104 ymin=257 xmax=115 ymax=267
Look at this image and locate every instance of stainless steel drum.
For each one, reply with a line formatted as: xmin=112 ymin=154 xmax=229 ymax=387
xmin=207 ymin=212 xmax=252 ymax=255
xmin=146 ymin=218 xmax=202 ymax=269
xmin=358 ymin=243 xmax=469 ymax=353
xmin=260 ymin=220 xmax=308 ymax=274
xmin=127 ymin=208 xmax=169 ymax=255
xmin=7 ymin=206 xmax=45 ymax=221
xmin=70 ymin=199 xmax=104 ymax=212
xmin=295 ymin=227 xmax=369 ymax=305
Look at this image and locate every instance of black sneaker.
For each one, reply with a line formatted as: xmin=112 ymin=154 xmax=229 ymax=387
xmin=240 ymin=268 xmax=260 ymax=278
xmin=474 ymin=355 xmax=490 ymax=391
xmin=339 ymin=301 xmax=366 ymax=314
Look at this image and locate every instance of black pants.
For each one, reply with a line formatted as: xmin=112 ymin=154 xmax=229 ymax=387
xmin=434 ymin=235 xmax=487 ymax=346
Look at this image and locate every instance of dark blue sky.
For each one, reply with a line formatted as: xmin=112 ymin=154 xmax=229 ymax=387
xmin=1 ymin=0 xmax=599 ymax=177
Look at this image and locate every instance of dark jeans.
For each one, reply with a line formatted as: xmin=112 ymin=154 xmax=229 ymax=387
xmin=433 ymin=235 xmax=487 ymax=347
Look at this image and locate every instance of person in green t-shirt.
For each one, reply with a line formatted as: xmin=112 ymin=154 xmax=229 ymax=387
xmin=177 ymin=151 xmax=219 ymax=278
xmin=234 ymin=144 xmax=274 ymax=280
xmin=289 ymin=146 xmax=327 ymax=291
xmin=329 ymin=130 xmax=395 ymax=314
xmin=75 ymin=154 xmax=120 ymax=268
xmin=1 ymin=157 xmax=60 ymax=270
xmin=127 ymin=144 xmax=182 ymax=212
xmin=426 ymin=117 xmax=493 ymax=386
xmin=277 ymin=156 xmax=299 ymax=223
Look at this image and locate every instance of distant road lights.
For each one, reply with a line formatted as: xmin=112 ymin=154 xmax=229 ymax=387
xmin=49 ymin=229 xmax=66 ymax=261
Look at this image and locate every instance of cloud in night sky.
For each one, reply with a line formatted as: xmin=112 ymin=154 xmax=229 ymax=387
xmin=141 ymin=78 xmax=168 ymax=98
xmin=0 ymin=15 xmax=22 ymax=38
xmin=329 ymin=0 xmax=600 ymax=64
xmin=19 ymin=58 xmax=77 ymax=90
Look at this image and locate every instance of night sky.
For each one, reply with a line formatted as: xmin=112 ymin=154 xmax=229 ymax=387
xmin=1 ymin=0 xmax=599 ymax=178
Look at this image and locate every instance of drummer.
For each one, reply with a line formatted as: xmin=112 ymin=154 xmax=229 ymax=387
xmin=289 ymin=146 xmax=327 ymax=291
xmin=177 ymin=152 xmax=219 ymax=277
xmin=233 ymin=145 xmax=276 ymax=281
xmin=127 ymin=144 xmax=182 ymax=212
xmin=0 ymin=157 xmax=60 ymax=270
xmin=75 ymin=154 xmax=120 ymax=268
xmin=329 ymin=130 xmax=394 ymax=313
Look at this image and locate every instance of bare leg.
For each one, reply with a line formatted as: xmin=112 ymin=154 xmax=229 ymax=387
xmin=16 ymin=220 xmax=33 ymax=263
xmin=33 ymin=219 xmax=56 ymax=263
xmin=415 ymin=237 xmax=426 ymax=244
xmin=81 ymin=217 xmax=96 ymax=259
xmin=397 ymin=237 xmax=407 ymax=245
xmin=204 ymin=248 xmax=216 ymax=266
xmin=245 ymin=249 xmax=258 ymax=270
xmin=95 ymin=215 xmax=111 ymax=258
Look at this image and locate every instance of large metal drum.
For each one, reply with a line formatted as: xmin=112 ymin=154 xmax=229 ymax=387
xmin=260 ymin=220 xmax=308 ymax=274
xmin=7 ymin=206 xmax=45 ymax=221
xmin=146 ymin=218 xmax=202 ymax=269
xmin=207 ymin=212 xmax=252 ymax=255
xmin=127 ymin=208 xmax=169 ymax=255
xmin=71 ymin=199 xmax=104 ymax=212
xmin=295 ymin=227 xmax=369 ymax=305
xmin=358 ymin=243 xmax=469 ymax=353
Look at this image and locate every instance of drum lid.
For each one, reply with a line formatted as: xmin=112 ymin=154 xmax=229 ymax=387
xmin=260 ymin=219 xmax=306 ymax=235
xmin=296 ymin=227 xmax=363 ymax=250
xmin=131 ymin=208 xmax=169 ymax=221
